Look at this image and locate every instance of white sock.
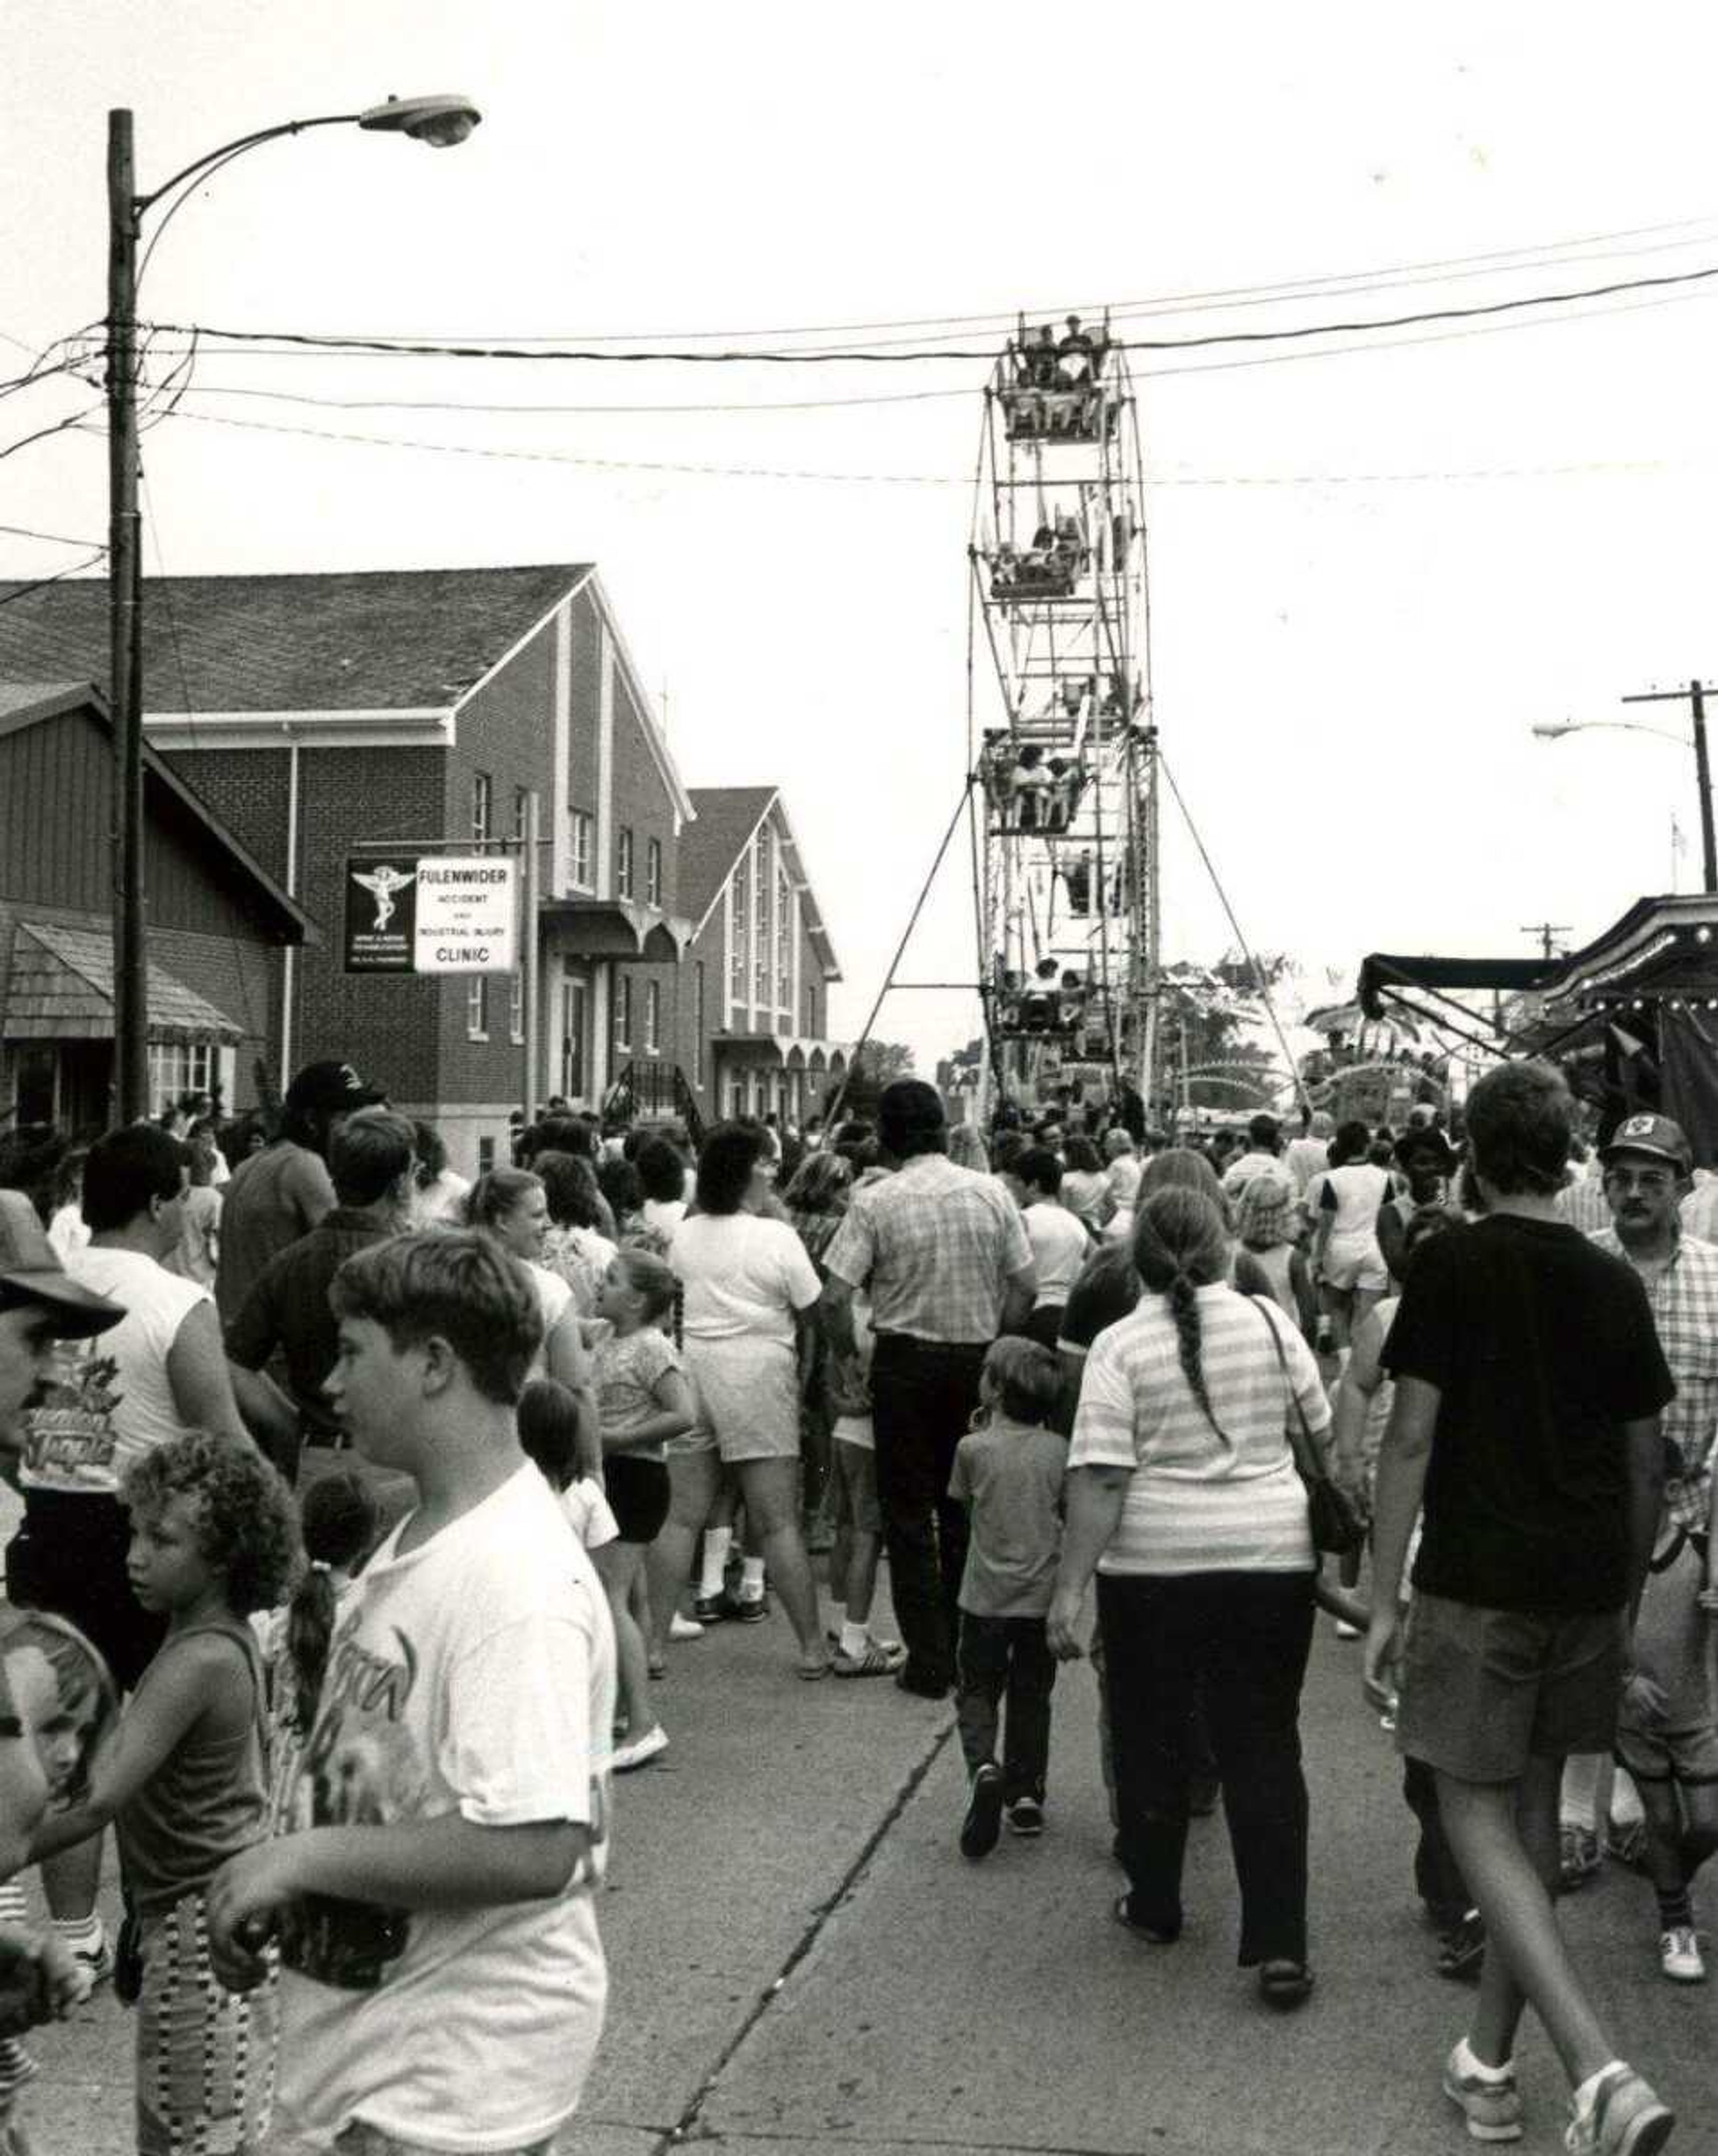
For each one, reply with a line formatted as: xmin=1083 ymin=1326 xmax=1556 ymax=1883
xmin=1453 ymin=2037 xmax=1513 ymax=2084
xmin=698 ymin=1527 xmax=732 ymax=1598
xmin=1609 ymin=1766 xmax=1645 ymax=1831
xmin=1572 ymin=2063 xmax=1626 ymax=2117
xmin=839 ymin=1620 xmax=869 ymax=1659
xmin=49 ymin=1915 xmax=101 ymax=1950
xmin=1560 ymin=1751 xmax=1604 ymax=1833
xmin=737 ymin=1556 xmax=766 ymax=1601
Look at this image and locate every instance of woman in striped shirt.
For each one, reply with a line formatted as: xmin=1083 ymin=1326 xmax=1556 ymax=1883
xmin=1048 ymin=1184 xmax=1326 ymax=2006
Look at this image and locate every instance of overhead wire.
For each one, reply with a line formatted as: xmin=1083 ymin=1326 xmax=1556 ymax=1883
xmin=134 ymin=252 xmax=1718 ymax=366
xmin=120 ymin=208 xmax=1718 ymax=351
xmin=0 ymin=551 xmax=109 ymax=608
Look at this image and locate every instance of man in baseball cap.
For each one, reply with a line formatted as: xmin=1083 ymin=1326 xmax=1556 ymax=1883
xmin=1599 ymin=1112 xmax=1693 ymax=1179
xmin=217 ymin=1060 xmax=387 ymax=1325
xmin=0 ymin=1191 xmax=123 ymax=1441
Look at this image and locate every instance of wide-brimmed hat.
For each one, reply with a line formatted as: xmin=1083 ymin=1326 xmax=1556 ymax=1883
xmin=0 ymin=1193 xmax=125 ymax=1338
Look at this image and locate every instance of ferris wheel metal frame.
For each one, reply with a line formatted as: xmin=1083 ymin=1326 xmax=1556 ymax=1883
xmin=966 ymin=318 xmax=1161 ymax=1117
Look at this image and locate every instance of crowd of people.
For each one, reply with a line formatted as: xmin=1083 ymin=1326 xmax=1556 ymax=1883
xmin=0 ymin=1052 xmax=1709 ymax=2154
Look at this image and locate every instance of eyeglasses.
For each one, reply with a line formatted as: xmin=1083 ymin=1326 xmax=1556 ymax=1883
xmin=1604 ymin=1167 xmax=1676 ymax=1194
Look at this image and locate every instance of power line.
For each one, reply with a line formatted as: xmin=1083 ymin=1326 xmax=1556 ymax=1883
xmin=0 ymin=551 xmax=109 ymax=608
xmin=127 ymin=210 xmax=1718 ymax=351
xmin=0 ymin=520 xmax=106 ymax=549
xmin=137 ymin=253 xmax=1718 ymax=367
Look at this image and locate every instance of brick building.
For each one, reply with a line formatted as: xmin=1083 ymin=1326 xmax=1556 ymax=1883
xmin=0 ymin=569 xmax=844 ymax=1168
xmin=0 ymin=683 xmax=311 ymax=1130
xmin=670 ymin=787 xmax=847 ymax=1127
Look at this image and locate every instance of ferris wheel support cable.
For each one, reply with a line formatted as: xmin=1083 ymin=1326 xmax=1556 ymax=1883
xmin=1128 ymin=360 xmax=1164 ymax=1103
xmin=822 ymin=778 xmax=978 ymax=1136
xmin=1158 ymin=752 xmax=1312 ymax=1120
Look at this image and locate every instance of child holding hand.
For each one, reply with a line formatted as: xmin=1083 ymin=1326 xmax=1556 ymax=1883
xmin=29 ymin=1430 xmax=299 ymax=2156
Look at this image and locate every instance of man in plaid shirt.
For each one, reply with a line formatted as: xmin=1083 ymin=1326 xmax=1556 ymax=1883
xmin=823 ymin=1083 xmax=1035 ymax=1698
xmin=1588 ymin=1114 xmax=1718 ymax=1534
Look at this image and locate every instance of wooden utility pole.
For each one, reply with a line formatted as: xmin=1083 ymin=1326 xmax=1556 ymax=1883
xmin=1622 ymin=680 xmax=1717 ymax=894
xmin=1519 ymin=922 xmax=1570 ymax=962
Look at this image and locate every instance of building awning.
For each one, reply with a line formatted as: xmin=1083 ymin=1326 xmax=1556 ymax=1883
xmin=539 ymin=898 xmax=692 ymax=962
xmin=713 ymin=1032 xmax=847 ymax=1071
xmin=1 ymin=921 xmax=242 ymax=1045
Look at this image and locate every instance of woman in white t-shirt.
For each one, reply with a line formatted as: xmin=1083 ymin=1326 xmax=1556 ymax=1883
xmin=464 ymin=1170 xmax=600 ymax=1476
xmin=1047 ymin=1184 xmax=1324 ymax=2005
xmin=652 ymin=1123 xmax=829 ymax=1678
xmin=1309 ymin=1119 xmax=1391 ymax=1349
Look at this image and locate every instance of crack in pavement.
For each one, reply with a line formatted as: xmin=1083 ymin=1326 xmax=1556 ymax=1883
xmin=649 ymin=1710 xmax=957 ymax=2152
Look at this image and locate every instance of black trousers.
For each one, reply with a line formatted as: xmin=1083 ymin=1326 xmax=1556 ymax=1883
xmin=869 ymin=1334 xmax=988 ymax=1691
xmin=1402 ymin=1755 xmax=1472 ymax=1930
xmin=956 ymin=1612 xmax=1056 ymax=1803
xmin=1099 ymin=1569 xmax=1315 ymax=1966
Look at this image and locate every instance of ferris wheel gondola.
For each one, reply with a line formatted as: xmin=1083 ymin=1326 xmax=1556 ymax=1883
xmin=967 ymin=311 xmax=1161 ymax=1118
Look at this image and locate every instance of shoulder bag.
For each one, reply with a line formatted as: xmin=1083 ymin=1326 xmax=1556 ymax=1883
xmin=1250 ymin=1298 xmax=1364 ymax=1558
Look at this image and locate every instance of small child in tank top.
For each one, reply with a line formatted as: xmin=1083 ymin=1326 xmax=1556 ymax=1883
xmin=27 ymin=1429 xmax=300 ymax=2156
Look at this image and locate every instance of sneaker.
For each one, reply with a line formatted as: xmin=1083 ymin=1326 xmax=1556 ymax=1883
xmin=1333 ymin=1618 xmax=1363 ymax=1640
xmin=1564 ymin=2064 xmax=1674 ymax=2156
xmin=724 ymin=1590 xmax=770 ymax=1625
xmin=831 ymin=1638 xmax=907 ymax=1678
xmin=668 ymin=1612 xmax=704 ymax=1641
xmin=1436 ymin=1909 xmax=1488 ymax=1983
xmin=1658 ymin=1925 xmax=1706 ymax=1983
xmin=1442 ymin=2045 xmax=1523 ymax=2143
xmin=691 ymin=1593 xmax=727 ymax=1625
xmin=612 ymin=1725 xmax=669 ymax=1773
xmin=1559 ymin=1824 xmax=1601 ymax=1892
xmin=960 ymin=1763 xmax=1004 ymax=1861
xmin=1006 ymin=1796 xmax=1045 ymax=1837
xmin=1605 ymin=1818 xmax=1650 ymax=1872
xmin=65 ymin=1931 xmax=112 ymax=1990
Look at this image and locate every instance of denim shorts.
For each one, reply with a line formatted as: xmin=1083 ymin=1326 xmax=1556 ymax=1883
xmin=1395 ymin=1591 xmax=1626 ymax=1784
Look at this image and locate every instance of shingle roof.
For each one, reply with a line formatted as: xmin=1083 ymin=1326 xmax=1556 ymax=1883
xmin=679 ymin=787 xmax=778 ymax=925
xmin=0 ymin=566 xmax=591 ymax=712
xmin=4 ymin=921 xmax=242 ymax=1044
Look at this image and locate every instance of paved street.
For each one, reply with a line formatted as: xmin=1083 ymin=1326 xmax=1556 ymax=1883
xmin=13 ymin=1560 xmax=1714 ymax=2156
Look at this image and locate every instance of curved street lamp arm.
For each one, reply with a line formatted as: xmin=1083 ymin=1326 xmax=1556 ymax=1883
xmin=1536 ymin=718 xmax=1687 ymax=747
xmin=134 ymin=114 xmax=363 ymax=219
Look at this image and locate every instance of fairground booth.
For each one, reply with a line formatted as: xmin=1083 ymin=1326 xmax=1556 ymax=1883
xmin=1358 ymin=891 xmax=1718 ymax=1163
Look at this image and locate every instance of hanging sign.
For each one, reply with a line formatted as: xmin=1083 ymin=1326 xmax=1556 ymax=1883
xmin=344 ymin=854 xmax=518 ymax=975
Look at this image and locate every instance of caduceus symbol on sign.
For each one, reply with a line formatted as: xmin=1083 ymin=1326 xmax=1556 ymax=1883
xmin=353 ymin=864 xmax=416 ymax=934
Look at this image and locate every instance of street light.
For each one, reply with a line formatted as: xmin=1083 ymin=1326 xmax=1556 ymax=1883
xmin=107 ymin=96 xmax=481 ymax=1121
xmin=1531 ymin=690 xmax=1718 ymax=897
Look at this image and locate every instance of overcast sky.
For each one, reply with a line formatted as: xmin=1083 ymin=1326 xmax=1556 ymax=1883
xmin=8 ymin=3 xmax=1718 ymax=1075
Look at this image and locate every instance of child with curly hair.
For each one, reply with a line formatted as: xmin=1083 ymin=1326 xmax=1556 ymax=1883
xmin=29 ymin=1429 xmax=300 ymax=2156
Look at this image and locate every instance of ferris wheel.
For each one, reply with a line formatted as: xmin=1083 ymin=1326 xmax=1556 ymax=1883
xmin=967 ymin=312 xmax=1161 ymax=1114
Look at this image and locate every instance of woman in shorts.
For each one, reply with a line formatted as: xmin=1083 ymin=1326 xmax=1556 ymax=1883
xmin=655 ymin=1124 xmax=830 ymax=1678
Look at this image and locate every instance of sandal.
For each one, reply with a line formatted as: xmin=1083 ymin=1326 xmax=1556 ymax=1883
xmin=1257 ymin=1959 xmax=1315 ymax=2007
xmin=646 ymin=1655 xmax=667 ymax=1681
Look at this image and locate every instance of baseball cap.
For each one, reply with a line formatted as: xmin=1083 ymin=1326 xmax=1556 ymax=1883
xmin=0 ymin=1192 xmax=125 ymax=1338
xmin=1599 ymin=1112 xmax=1692 ymax=1175
xmin=284 ymin=1061 xmax=385 ymax=1118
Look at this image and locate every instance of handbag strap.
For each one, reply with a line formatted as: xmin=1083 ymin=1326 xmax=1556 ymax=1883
xmin=1248 ymin=1296 xmax=1330 ymax=1488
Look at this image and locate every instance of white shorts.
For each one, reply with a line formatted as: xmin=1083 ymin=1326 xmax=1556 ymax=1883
xmin=682 ymin=1336 xmax=802 ymax=1464
xmin=1322 ymin=1235 xmax=1387 ymax=1295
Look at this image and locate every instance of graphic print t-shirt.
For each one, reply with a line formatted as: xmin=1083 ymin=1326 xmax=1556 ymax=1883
xmin=276 ymin=1462 xmax=617 ymax=2152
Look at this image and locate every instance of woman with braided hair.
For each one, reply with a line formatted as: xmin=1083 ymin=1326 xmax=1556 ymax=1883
xmin=1047 ymin=1184 xmax=1328 ymax=2007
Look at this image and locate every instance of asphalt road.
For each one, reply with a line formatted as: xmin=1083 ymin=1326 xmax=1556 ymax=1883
xmin=12 ymin=1562 xmax=1714 ymax=2156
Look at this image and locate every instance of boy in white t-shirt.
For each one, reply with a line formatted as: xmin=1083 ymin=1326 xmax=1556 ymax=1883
xmin=206 ymin=1231 xmax=617 ymax=2156
xmin=1002 ymin=1148 xmax=1093 ymax=1350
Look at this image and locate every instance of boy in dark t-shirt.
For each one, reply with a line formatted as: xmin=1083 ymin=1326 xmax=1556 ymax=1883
xmin=1365 ymin=1063 xmax=1676 ymax=2156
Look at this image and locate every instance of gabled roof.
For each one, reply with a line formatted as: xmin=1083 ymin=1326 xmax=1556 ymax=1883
xmin=679 ymin=788 xmax=778 ymax=923
xmin=683 ymin=785 xmax=840 ymax=981
xmin=0 ymin=683 xmax=314 ymax=944
xmin=0 ymin=566 xmax=591 ymax=712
